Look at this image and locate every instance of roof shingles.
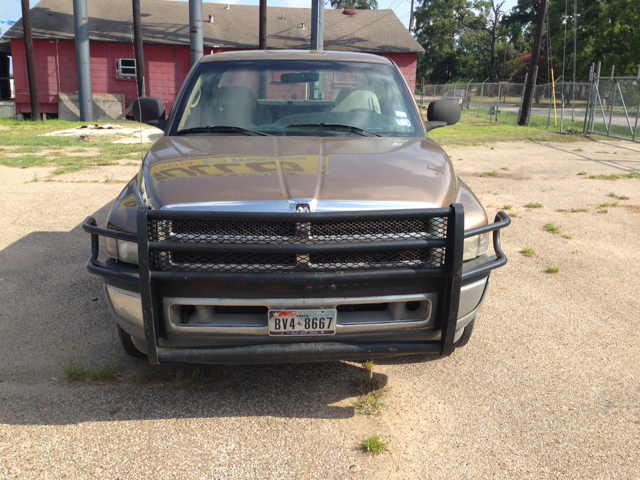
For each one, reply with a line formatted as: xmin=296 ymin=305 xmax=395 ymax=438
xmin=4 ymin=0 xmax=424 ymax=53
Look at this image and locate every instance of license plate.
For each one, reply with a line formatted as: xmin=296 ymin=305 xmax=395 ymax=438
xmin=268 ymin=309 xmax=337 ymax=336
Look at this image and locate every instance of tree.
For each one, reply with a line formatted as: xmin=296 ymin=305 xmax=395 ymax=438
xmin=413 ymin=0 xmax=471 ymax=82
xmin=462 ymin=1 xmax=508 ymax=81
xmin=330 ymin=0 xmax=378 ymax=9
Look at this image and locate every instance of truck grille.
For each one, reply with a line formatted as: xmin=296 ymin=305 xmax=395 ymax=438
xmin=148 ymin=216 xmax=447 ymax=273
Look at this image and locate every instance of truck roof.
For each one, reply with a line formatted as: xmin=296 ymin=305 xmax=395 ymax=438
xmin=200 ymin=50 xmax=394 ymax=64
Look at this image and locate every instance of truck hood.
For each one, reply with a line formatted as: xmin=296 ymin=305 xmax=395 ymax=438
xmin=139 ymin=135 xmax=458 ymax=211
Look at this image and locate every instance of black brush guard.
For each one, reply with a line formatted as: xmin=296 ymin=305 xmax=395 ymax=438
xmin=82 ymin=205 xmax=510 ymax=364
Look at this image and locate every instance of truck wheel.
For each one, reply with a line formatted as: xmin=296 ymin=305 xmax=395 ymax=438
xmin=454 ymin=319 xmax=475 ymax=349
xmin=117 ymin=324 xmax=147 ymax=358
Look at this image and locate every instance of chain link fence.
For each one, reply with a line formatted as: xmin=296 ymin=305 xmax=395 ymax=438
xmin=417 ymin=67 xmax=639 ymax=143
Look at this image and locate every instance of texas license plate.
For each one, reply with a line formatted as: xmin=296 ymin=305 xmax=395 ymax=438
xmin=268 ymin=309 xmax=337 ymax=336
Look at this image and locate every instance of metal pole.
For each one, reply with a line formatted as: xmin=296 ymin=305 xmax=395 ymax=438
xmin=591 ymin=62 xmax=601 ymax=132
xmin=496 ymin=82 xmax=502 ymax=122
xmin=132 ymin=0 xmax=146 ymax=97
xmin=607 ymin=66 xmax=616 ymax=136
xmin=465 ymin=79 xmax=473 ymax=112
xmin=72 ymin=0 xmax=93 ymax=122
xmin=517 ymin=73 xmax=527 ymax=121
xmin=582 ymin=64 xmax=593 ymax=134
xmin=21 ymin=0 xmax=41 ymax=121
xmin=571 ymin=0 xmax=577 ymax=134
xmin=519 ymin=0 xmax=547 ymax=125
xmin=633 ymin=64 xmax=640 ymax=141
xmin=526 ymin=66 xmax=539 ymax=127
xmin=409 ymin=0 xmax=415 ymax=32
xmin=310 ymin=0 xmax=324 ymax=51
xmin=433 ymin=81 xmax=438 ymax=101
xmin=259 ymin=0 xmax=267 ymax=50
xmin=421 ymin=78 xmax=424 ymax=106
xmin=478 ymin=77 xmax=489 ymax=117
xmin=189 ymin=0 xmax=203 ymax=65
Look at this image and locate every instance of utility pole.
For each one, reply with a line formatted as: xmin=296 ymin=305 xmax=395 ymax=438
xmin=132 ymin=0 xmax=146 ymax=97
xmin=409 ymin=0 xmax=414 ymax=32
xmin=259 ymin=0 xmax=267 ymax=49
xmin=310 ymin=0 xmax=324 ymax=51
xmin=73 ymin=0 xmax=93 ymax=121
xmin=518 ymin=0 xmax=547 ymax=126
xmin=189 ymin=0 xmax=203 ymax=65
xmin=21 ymin=0 xmax=41 ymax=121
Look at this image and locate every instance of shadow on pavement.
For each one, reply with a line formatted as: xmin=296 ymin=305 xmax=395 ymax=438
xmin=0 ymin=202 xmax=391 ymax=426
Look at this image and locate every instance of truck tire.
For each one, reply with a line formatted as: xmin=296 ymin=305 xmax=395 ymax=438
xmin=454 ymin=318 xmax=475 ymax=349
xmin=117 ymin=324 xmax=147 ymax=358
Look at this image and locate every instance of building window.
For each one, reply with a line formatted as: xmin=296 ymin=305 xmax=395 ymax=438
xmin=116 ymin=59 xmax=137 ymax=78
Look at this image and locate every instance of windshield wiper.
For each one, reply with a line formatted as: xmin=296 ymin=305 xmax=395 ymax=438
xmin=286 ymin=123 xmax=381 ymax=137
xmin=176 ymin=125 xmax=272 ymax=136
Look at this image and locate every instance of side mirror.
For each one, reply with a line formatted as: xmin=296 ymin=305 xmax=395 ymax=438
xmin=132 ymin=97 xmax=167 ymax=130
xmin=425 ymin=100 xmax=461 ymax=132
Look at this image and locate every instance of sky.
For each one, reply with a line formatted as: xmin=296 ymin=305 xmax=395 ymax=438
xmin=0 ymin=0 xmax=520 ymax=37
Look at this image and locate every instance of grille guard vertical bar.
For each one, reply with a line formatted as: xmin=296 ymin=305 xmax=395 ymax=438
xmin=440 ymin=204 xmax=465 ymax=356
xmin=137 ymin=207 xmax=160 ymax=364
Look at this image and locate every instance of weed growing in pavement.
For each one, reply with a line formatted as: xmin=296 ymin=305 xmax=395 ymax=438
xmin=501 ymin=167 xmax=510 ymax=171
xmin=525 ymin=202 xmax=543 ymax=208
xmin=50 ymin=333 xmax=119 ymax=383
xmin=557 ymin=208 xmax=588 ymax=213
xmin=482 ymin=171 xmax=498 ymax=177
xmin=571 ymin=250 xmax=580 ymax=254
xmin=29 ymin=173 xmax=39 ymax=182
xmin=355 ymin=392 xmax=385 ymax=416
xmin=361 ymin=433 xmax=388 ymax=454
xmin=598 ymin=208 xmax=609 ymax=213
xmin=562 ymin=234 xmax=572 ymax=240
xmin=521 ymin=246 xmax=536 ymax=257
xmin=89 ymin=363 xmax=117 ymax=382
xmin=573 ymin=148 xmax=584 ymax=152
xmin=544 ymin=223 xmax=561 ymax=234
xmin=503 ymin=204 xmax=513 ymax=210
xmin=577 ymin=172 xmax=587 ymax=175
xmin=608 ymin=193 xmax=630 ymax=200
xmin=588 ymin=172 xmax=640 ymax=180
xmin=600 ymin=202 xmax=618 ymax=208
xmin=546 ymin=266 xmax=560 ymax=274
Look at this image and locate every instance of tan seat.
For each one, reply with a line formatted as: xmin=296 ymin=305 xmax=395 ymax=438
xmin=331 ymin=89 xmax=381 ymax=114
xmin=208 ymin=87 xmax=272 ymax=126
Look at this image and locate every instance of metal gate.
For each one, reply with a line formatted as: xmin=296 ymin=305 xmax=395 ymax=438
xmin=584 ymin=62 xmax=640 ymax=142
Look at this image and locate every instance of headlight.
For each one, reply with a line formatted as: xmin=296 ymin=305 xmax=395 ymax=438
xmin=463 ymin=233 xmax=489 ymax=261
xmin=106 ymin=237 xmax=139 ymax=265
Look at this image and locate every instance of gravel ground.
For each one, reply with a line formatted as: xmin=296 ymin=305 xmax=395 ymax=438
xmin=1 ymin=139 xmax=639 ymax=479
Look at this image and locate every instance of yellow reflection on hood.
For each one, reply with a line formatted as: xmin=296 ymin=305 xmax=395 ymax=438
xmin=150 ymin=156 xmax=328 ymax=182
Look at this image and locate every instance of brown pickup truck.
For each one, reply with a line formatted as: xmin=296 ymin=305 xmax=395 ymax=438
xmin=83 ymin=50 xmax=509 ymax=364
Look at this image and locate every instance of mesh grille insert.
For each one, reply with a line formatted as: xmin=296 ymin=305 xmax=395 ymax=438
xmin=148 ymin=215 xmax=448 ymax=273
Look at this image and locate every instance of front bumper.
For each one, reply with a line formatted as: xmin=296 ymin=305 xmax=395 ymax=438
xmin=83 ymin=205 xmax=510 ymax=364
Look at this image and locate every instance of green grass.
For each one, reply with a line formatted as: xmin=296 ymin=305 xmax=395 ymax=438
xmin=557 ymin=208 xmax=588 ymax=213
xmin=427 ymin=113 xmax=587 ymax=145
xmin=588 ymin=172 xmax=640 ymax=180
xmin=361 ymin=433 xmax=388 ymax=455
xmin=608 ymin=192 xmax=630 ymax=200
xmin=0 ymin=118 xmax=147 ymax=174
xmin=521 ymin=246 xmax=536 ymax=257
xmin=503 ymin=204 xmax=513 ymax=210
xmin=354 ymin=374 xmax=386 ymax=415
xmin=577 ymin=171 xmax=587 ymax=175
xmin=544 ymin=223 xmax=561 ymax=234
xmin=525 ymin=202 xmax=543 ymax=208
xmin=546 ymin=266 xmax=560 ymax=274
xmin=482 ymin=171 xmax=498 ymax=177
xmin=88 ymin=364 xmax=117 ymax=382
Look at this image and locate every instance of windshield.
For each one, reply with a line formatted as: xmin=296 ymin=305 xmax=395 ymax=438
xmin=170 ymin=59 xmax=422 ymax=137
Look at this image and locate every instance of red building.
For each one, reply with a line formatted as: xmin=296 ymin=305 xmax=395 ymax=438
xmin=3 ymin=0 xmax=423 ymax=117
